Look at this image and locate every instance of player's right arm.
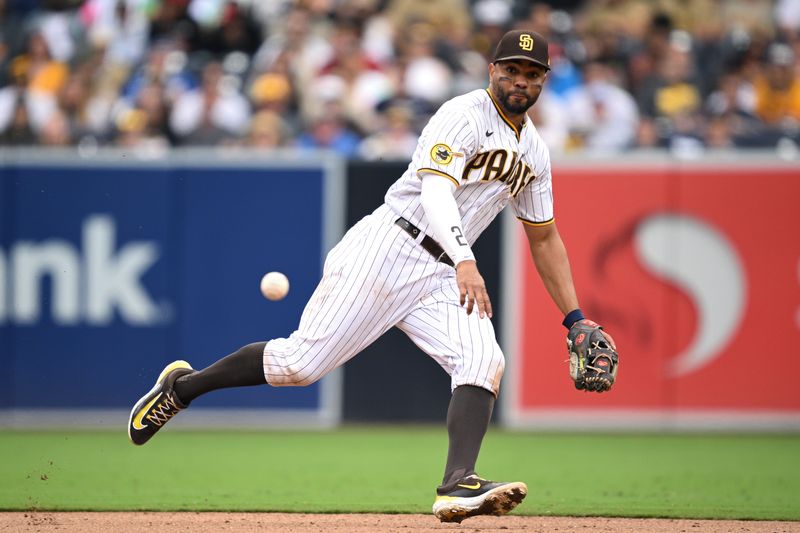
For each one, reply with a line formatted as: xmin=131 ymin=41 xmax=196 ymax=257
xmin=420 ymin=174 xmax=491 ymax=318
xmin=416 ymin=104 xmax=491 ymax=318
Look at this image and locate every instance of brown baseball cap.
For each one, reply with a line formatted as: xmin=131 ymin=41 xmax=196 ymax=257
xmin=492 ymin=29 xmax=550 ymax=71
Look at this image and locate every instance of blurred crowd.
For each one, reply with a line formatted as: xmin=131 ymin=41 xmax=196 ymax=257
xmin=1 ymin=0 xmax=799 ymax=159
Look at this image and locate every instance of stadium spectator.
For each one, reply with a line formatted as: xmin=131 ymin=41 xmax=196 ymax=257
xmin=574 ymin=60 xmax=639 ymax=152
xmin=753 ymin=42 xmax=800 ymax=127
xmin=357 ymin=101 xmax=418 ymax=160
xmin=636 ymin=35 xmax=704 ymax=149
xmin=204 ymin=2 xmax=262 ymax=57
xmin=526 ymin=87 xmax=569 ymax=153
xmin=116 ymin=77 xmax=172 ymax=145
xmin=251 ymin=5 xmax=327 ymax=80
xmin=0 ymin=0 xmax=28 ymax=84
xmin=393 ymin=22 xmax=452 ymax=107
xmin=248 ymin=69 xmax=298 ymax=136
xmin=470 ymin=0 xmax=511 ymax=63
xmin=9 ymin=29 xmax=68 ymax=132
xmin=704 ymin=70 xmax=768 ymax=148
xmin=775 ymin=0 xmax=800 ymax=41
xmin=0 ymin=0 xmax=797 ymax=155
xmin=122 ymin=38 xmax=197 ymax=107
xmin=0 ymin=70 xmax=34 ymax=144
xmin=295 ymin=94 xmax=361 ymax=158
xmin=38 ymin=106 xmax=71 ymax=145
xmin=169 ymin=59 xmax=250 ymax=145
xmin=81 ymin=0 xmax=150 ymax=70
xmin=245 ymin=108 xmax=288 ymax=148
xmin=147 ymin=0 xmax=202 ymax=53
xmin=307 ymin=17 xmax=393 ymax=134
xmin=57 ymin=66 xmax=95 ymax=141
xmin=384 ymin=0 xmax=471 ymax=41
xmin=624 ymin=11 xmax=674 ymax=99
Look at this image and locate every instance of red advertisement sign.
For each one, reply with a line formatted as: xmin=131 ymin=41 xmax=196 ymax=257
xmin=508 ymin=163 xmax=800 ymax=424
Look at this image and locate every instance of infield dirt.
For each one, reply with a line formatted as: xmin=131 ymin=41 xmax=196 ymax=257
xmin=1 ymin=513 xmax=798 ymax=532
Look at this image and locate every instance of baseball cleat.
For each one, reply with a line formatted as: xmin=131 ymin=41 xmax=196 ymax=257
xmin=432 ymin=474 xmax=527 ymax=523
xmin=127 ymin=360 xmax=194 ymax=446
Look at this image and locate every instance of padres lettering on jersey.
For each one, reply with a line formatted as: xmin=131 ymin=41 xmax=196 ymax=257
xmin=462 ymin=149 xmax=535 ymax=198
xmin=385 ymin=88 xmax=554 ymax=245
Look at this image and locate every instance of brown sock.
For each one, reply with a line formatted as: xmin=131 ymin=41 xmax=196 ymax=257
xmin=173 ymin=342 xmax=267 ymax=404
xmin=438 ymin=385 xmax=495 ymax=493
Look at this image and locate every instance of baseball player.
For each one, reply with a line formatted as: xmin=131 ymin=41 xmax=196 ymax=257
xmin=128 ymin=30 xmax=618 ymax=523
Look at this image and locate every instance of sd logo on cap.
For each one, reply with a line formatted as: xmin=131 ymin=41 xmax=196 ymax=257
xmin=492 ymin=30 xmax=551 ymax=71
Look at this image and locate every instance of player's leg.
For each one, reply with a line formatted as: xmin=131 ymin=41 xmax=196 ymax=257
xmin=442 ymin=385 xmax=495 ymax=487
xmin=261 ymin=205 xmax=441 ymax=387
xmin=173 ymin=342 xmax=267 ymax=402
xmin=127 ymin=342 xmax=268 ymax=446
xmin=396 ymin=278 xmax=526 ymax=522
xmin=397 ymin=277 xmax=504 ymax=488
xmin=129 ymin=205 xmax=440 ymax=444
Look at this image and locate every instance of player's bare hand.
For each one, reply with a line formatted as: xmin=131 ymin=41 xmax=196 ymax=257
xmin=455 ymin=260 xmax=492 ymax=318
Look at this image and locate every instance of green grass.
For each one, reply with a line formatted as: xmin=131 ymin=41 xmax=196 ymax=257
xmin=0 ymin=428 xmax=798 ymax=520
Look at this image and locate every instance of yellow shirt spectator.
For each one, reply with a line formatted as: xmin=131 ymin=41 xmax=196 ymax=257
xmin=11 ymin=55 xmax=69 ymax=95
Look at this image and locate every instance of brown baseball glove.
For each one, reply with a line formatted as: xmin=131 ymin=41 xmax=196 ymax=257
xmin=567 ymin=319 xmax=618 ymax=392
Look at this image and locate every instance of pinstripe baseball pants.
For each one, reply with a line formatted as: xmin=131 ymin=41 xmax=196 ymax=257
xmin=263 ymin=204 xmax=505 ymax=395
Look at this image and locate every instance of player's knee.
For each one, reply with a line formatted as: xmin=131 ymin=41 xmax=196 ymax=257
xmin=280 ymin=361 xmax=321 ymax=387
xmin=481 ymin=349 xmax=506 ymax=394
xmin=453 ymin=348 xmax=506 ymax=394
xmin=487 ymin=348 xmax=506 ymax=378
xmin=489 ymin=350 xmax=506 ymax=384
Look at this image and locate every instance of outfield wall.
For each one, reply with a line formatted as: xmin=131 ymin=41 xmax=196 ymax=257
xmin=0 ymin=149 xmax=797 ymax=430
xmin=0 ymin=149 xmax=345 ymax=428
xmin=501 ymin=155 xmax=800 ymax=431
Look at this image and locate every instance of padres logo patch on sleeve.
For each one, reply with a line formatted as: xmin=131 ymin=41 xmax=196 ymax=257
xmin=430 ymin=143 xmax=455 ymax=165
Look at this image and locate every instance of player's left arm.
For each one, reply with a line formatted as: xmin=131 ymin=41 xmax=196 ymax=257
xmin=523 ymin=221 xmax=579 ymax=316
xmin=524 ymin=220 xmax=613 ymax=342
xmin=525 ymin=221 xmax=619 ymax=392
xmin=514 ymin=142 xmax=588 ymax=330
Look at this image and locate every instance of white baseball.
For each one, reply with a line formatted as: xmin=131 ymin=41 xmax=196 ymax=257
xmin=260 ymin=272 xmax=290 ymax=301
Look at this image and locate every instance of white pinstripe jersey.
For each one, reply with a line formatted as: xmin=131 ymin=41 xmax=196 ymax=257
xmin=385 ymin=88 xmax=554 ymax=245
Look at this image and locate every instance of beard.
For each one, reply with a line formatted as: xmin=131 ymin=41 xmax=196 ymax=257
xmin=493 ymin=83 xmax=539 ymax=115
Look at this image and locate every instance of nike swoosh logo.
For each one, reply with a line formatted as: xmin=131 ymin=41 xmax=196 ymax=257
xmin=486 ymin=131 xmax=494 ymax=137
xmin=132 ymin=393 xmax=162 ymax=430
xmin=457 ymin=482 xmax=481 ymax=490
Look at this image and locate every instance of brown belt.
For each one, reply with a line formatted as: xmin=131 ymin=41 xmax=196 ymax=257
xmin=394 ymin=217 xmax=454 ymax=267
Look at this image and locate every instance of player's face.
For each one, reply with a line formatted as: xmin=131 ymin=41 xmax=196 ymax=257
xmin=489 ymin=60 xmax=548 ymax=116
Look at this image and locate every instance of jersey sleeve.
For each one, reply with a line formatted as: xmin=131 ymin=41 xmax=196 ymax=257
xmin=510 ymin=143 xmax=554 ymax=226
xmin=415 ymin=106 xmax=478 ymax=188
